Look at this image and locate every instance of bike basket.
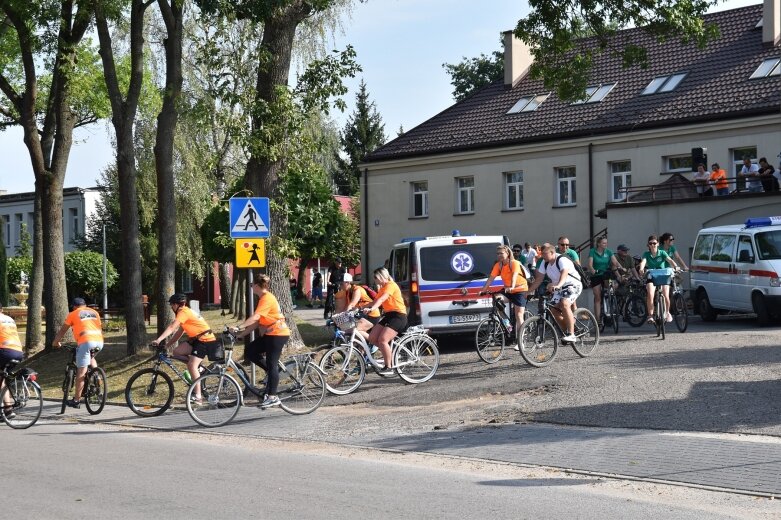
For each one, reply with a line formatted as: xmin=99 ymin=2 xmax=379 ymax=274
xmin=648 ymin=268 xmax=673 ymax=286
xmin=330 ymin=311 xmax=356 ymax=331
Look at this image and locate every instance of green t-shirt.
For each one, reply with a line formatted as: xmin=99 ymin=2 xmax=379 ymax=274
xmin=642 ymin=250 xmax=672 ymax=269
xmin=563 ymin=248 xmax=579 ymax=264
xmin=661 ymin=244 xmax=677 ymax=257
xmin=588 ymin=248 xmax=614 ymax=274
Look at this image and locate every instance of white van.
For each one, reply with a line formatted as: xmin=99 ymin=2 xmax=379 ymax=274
xmin=690 ymin=216 xmax=781 ymax=325
xmin=386 ymin=233 xmax=510 ymax=335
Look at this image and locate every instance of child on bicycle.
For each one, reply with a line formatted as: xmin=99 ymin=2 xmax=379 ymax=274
xmin=52 ymin=298 xmax=103 ymax=408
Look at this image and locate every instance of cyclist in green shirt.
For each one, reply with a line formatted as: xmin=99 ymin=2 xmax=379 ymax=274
xmin=587 ymin=236 xmax=621 ymax=324
xmin=660 ymin=232 xmax=688 ymax=271
xmin=638 ymin=234 xmax=680 ymax=324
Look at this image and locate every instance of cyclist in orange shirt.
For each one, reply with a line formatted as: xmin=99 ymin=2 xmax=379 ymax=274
xmin=710 ymin=163 xmax=729 ymax=196
xmin=480 ymin=245 xmax=528 ymax=344
xmin=363 ymin=267 xmax=407 ymax=375
xmin=153 ymin=293 xmax=221 ymax=403
xmin=52 ymin=298 xmax=104 ymax=408
xmin=232 ymin=274 xmax=289 ymax=409
xmin=0 ymin=305 xmax=24 ymax=417
xmin=341 ymin=273 xmax=381 ymax=343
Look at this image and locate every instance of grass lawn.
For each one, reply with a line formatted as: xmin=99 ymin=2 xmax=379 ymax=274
xmin=21 ymin=308 xmax=333 ymax=404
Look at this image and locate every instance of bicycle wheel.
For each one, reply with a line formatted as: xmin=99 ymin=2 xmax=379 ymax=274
xmin=475 ymin=317 xmax=505 ymax=364
xmin=319 ymin=345 xmax=366 ymax=395
xmin=672 ymin=293 xmax=688 ymax=333
xmin=278 ymin=358 xmax=326 ymax=415
xmin=125 ymin=368 xmax=174 ymax=417
xmin=654 ymin=295 xmax=665 ymax=339
xmin=609 ymin=293 xmax=619 ymax=334
xmin=84 ymin=367 xmax=107 ymax=415
xmin=393 ymin=334 xmax=440 ymax=384
xmin=1 ymin=378 xmax=43 ymax=429
xmin=572 ymin=308 xmax=600 ymax=357
xmin=186 ymin=373 xmax=242 ymax=427
xmin=625 ymin=294 xmax=647 ymax=327
xmin=518 ymin=316 xmax=558 ymax=367
xmin=60 ymin=367 xmax=74 ymax=414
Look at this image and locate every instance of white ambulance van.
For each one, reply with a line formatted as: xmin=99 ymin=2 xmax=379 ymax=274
xmin=690 ymin=216 xmax=781 ymax=325
xmin=386 ymin=233 xmax=510 ymax=336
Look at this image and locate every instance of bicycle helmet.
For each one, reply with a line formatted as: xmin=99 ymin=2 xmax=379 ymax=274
xmin=168 ymin=293 xmax=187 ymax=305
xmin=70 ymin=297 xmax=86 ymax=308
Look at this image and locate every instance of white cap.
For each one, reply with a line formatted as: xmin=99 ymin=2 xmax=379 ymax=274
xmin=342 ymin=273 xmax=353 ymax=283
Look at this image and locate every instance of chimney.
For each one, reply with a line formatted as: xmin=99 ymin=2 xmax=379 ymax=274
xmin=764 ymin=0 xmax=780 ymax=45
xmin=503 ymin=30 xmax=533 ymax=87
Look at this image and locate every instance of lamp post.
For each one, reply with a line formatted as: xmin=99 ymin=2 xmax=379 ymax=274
xmin=102 ymin=223 xmax=108 ymax=319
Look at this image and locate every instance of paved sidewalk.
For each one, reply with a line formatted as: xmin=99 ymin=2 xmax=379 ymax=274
xmin=47 ymin=401 xmax=781 ymax=497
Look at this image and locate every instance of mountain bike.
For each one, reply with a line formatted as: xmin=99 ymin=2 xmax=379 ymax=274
xmin=647 ymin=268 xmax=675 ymax=340
xmin=59 ymin=344 xmax=106 ymax=415
xmin=474 ymin=290 xmax=532 ymax=364
xmin=518 ymin=295 xmax=600 ymax=367
xmin=125 ymin=341 xmax=211 ymax=417
xmin=670 ymin=271 xmax=688 ymax=333
xmin=186 ymin=329 xmax=326 ymax=427
xmin=323 ymin=283 xmax=337 ymax=319
xmin=319 ymin=310 xmax=439 ymax=394
xmin=0 ymin=359 xmax=42 ymax=429
xmin=598 ymin=276 xmax=620 ymax=334
xmin=618 ymin=278 xmax=647 ymax=327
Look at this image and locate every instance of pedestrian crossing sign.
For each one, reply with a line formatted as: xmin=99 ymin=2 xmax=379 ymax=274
xmin=229 ymin=197 xmax=270 ymax=238
xmin=236 ymin=239 xmax=266 ymax=268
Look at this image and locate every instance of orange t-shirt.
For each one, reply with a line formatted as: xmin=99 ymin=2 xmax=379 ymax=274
xmin=489 ymin=259 xmax=528 ymax=293
xmin=377 ymin=281 xmax=406 ymax=314
xmin=0 ymin=313 xmax=23 ymax=352
xmin=349 ymin=285 xmax=380 ymax=318
xmin=252 ymin=292 xmax=290 ymax=336
xmin=710 ymin=169 xmax=728 ymax=190
xmin=64 ymin=306 xmax=104 ymax=345
xmin=175 ymin=307 xmax=216 ymax=342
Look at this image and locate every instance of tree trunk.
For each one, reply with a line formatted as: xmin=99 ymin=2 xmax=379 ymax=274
xmin=244 ymin=4 xmax=312 ymax=349
xmin=218 ymin=262 xmax=231 ymax=311
xmin=39 ymin=168 xmax=68 ymax=348
xmin=154 ymin=0 xmax=184 ymax=334
xmin=230 ymin=268 xmax=240 ymax=316
xmin=24 ymin=168 xmax=43 ymax=353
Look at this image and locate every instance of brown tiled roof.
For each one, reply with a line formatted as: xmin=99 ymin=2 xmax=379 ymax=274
xmin=367 ymin=5 xmax=779 ymax=162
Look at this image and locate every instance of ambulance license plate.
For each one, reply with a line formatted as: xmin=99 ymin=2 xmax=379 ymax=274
xmin=449 ymin=314 xmax=480 ymax=324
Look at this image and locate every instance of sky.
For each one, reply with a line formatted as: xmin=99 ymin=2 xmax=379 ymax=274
xmin=0 ymin=0 xmax=761 ymax=195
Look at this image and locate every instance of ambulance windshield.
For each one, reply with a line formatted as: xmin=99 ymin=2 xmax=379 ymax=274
xmin=755 ymin=231 xmax=781 ymax=260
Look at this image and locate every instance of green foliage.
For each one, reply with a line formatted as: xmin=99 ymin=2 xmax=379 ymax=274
xmin=442 ymin=49 xmax=504 ymax=102
xmin=514 ymin=0 xmax=720 ymax=101
xmin=14 ymin=223 xmax=31 ymax=257
xmin=6 ymin=256 xmax=32 ymax=298
xmin=201 ymin=203 xmax=235 ymax=263
xmin=0 ymin=223 xmax=7 ymax=306
xmin=332 ymin=79 xmax=385 ymax=196
xmin=64 ymin=251 xmax=118 ymax=303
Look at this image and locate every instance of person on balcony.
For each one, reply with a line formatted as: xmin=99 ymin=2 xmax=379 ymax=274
xmin=709 ymin=163 xmax=729 ymax=196
xmin=739 ymin=157 xmax=762 ymax=193
xmin=758 ymin=157 xmax=778 ymax=192
xmin=692 ymin=163 xmax=712 ymax=197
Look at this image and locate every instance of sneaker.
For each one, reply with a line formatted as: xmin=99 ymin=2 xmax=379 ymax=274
xmin=646 ymin=317 xmax=655 ymax=325
xmin=260 ymin=395 xmax=281 ymax=409
xmin=4 ymin=411 xmax=16 ymax=420
xmin=513 ymin=344 xmax=520 ymax=351
xmin=665 ymin=312 xmax=673 ymax=323
xmin=3 ymin=407 xmax=16 ymax=419
xmin=561 ymin=333 xmax=577 ymax=343
xmin=189 ymin=395 xmax=203 ymax=404
xmin=369 ymin=345 xmax=379 ymax=355
xmin=66 ymin=398 xmax=81 ymax=409
xmin=378 ymin=369 xmax=395 ymax=376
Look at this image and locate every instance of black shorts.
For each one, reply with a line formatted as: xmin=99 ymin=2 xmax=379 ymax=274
xmin=0 ymin=348 xmax=23 ymax=368
xmin=363 ymin=315 xmax=381 ymax=326
xmin=378 ymin=312 xmax=408 ymax=333
xmin=189 ymin=339 xmax=224 ymax=361
xmin=589 ymin=272 xmax=613 ymax=288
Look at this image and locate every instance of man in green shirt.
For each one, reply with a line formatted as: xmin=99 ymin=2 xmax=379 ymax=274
xmin=557 ymin=236 xmax=580 ymax=264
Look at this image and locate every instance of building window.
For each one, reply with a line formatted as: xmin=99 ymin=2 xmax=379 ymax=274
xmin=180 ymin=271 xmax=193 ymax=293
xmin=571 ymin=83 xmax=616 ymax=104
xmin=641 ymin=72 xmax=687 ymax=95
xmin=555 ymin=167 xmax=576 ymax=206
xmin=731 ymin=146 xmax=757 ymax=191
xmin=507 ymin=93 xmax=550 ymax=114
xmin=750 ymin=57 xmax=780 ymax=79
xmin=2 ymin=215 xmax=9 ymax=247
xmin=664 ymin=155 xmax=693 ymax=173
xmin=610 ymin=161 xmax=632 ymax=202
xmin=68 ymin=208 xmax=79 ymax=244
xmin=410 ymin=181 xmax=428 ymax=218
xmin=455 ymin=177 xmax=475 ymax=214
xmin=504 ymin=171 xmax=524 ymax=210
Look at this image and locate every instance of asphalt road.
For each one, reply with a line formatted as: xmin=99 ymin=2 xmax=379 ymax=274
xmin=7 ymin=420 xmax=777 ymax=520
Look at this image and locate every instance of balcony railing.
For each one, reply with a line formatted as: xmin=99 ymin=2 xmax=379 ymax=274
xmin=612 ymin=174 xmax=776 ymax=205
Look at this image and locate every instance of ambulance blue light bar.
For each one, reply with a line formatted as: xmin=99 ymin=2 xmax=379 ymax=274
xmin=744 ymin=216 xmax=781 ymax=228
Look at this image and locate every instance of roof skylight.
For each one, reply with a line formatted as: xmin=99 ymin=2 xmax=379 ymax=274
xmin=641 ymin=72 xmax=688 ymax=95
xmin=750 ymin=57 xmax=780 ymax=79
xmin=507 ymin=93 xmax=550 ymax=114
xmin=570 ymin=83 xmax=616 ymax=105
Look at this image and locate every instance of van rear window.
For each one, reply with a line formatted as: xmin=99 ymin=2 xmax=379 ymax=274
xmin=756 ymin=231 xmax=781 ymax=260
xmin=419 ymin=243 xmax=500 ymax=281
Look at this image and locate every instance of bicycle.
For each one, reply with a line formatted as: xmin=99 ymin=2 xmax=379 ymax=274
xmin=518 ymin=294 xmax=600 ymax=367
xmin=60 ymin=344 xmax=107 ymax=415
xmin=323 ymin=283 xmax=337 ymax=319
xmin=617 ymin=277 xmax=647 ymax=328
xmin=646 ymin=268 xmax=675 ymax=340
xmin=670 ymin=271 xmax=689 ymax=333
xmin=186 ymin=329 xmax=326 ymax=427
xmin=474 ymin=290 xmax=532 ymax=364
xmin=0 ymin=359 xmax=42 ymax=429
xmin=125 ymin=341 xmax=211 ymax=417
xmin=317 ymin=312 xmax=384 ymax=395
xmin=597 ymin=274 xmax=620 ymax=335
xmin=319 ymin=310 xmax=439 ymax=394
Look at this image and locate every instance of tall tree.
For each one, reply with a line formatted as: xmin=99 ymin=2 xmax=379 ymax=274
xmin=0 ymin=221 xmax=6 ymax=306
xmin=515 ymin=0 xmax=720 ymax=101
xmin=95 ymin=0 xmax=154 ymax=354
xmin=442 ymin=50 xmax=503 ymax=102
xmin=0 ymin=2 xmax=104 ymax=349
xmin=332 ymin=79 xmax=385 ymax=196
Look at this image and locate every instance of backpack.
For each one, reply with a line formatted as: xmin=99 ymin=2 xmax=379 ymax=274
xmin=361 ymin=284 xmax=379 ymax=300
xmin=551 ymin=255 xmax=591 ymax=286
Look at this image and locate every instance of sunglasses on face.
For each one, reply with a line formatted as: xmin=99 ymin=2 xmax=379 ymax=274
xmin=558 ymin=243 xmax=569 ymax=247
xmin=648 ymin=242 xmax=658 ymax=246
